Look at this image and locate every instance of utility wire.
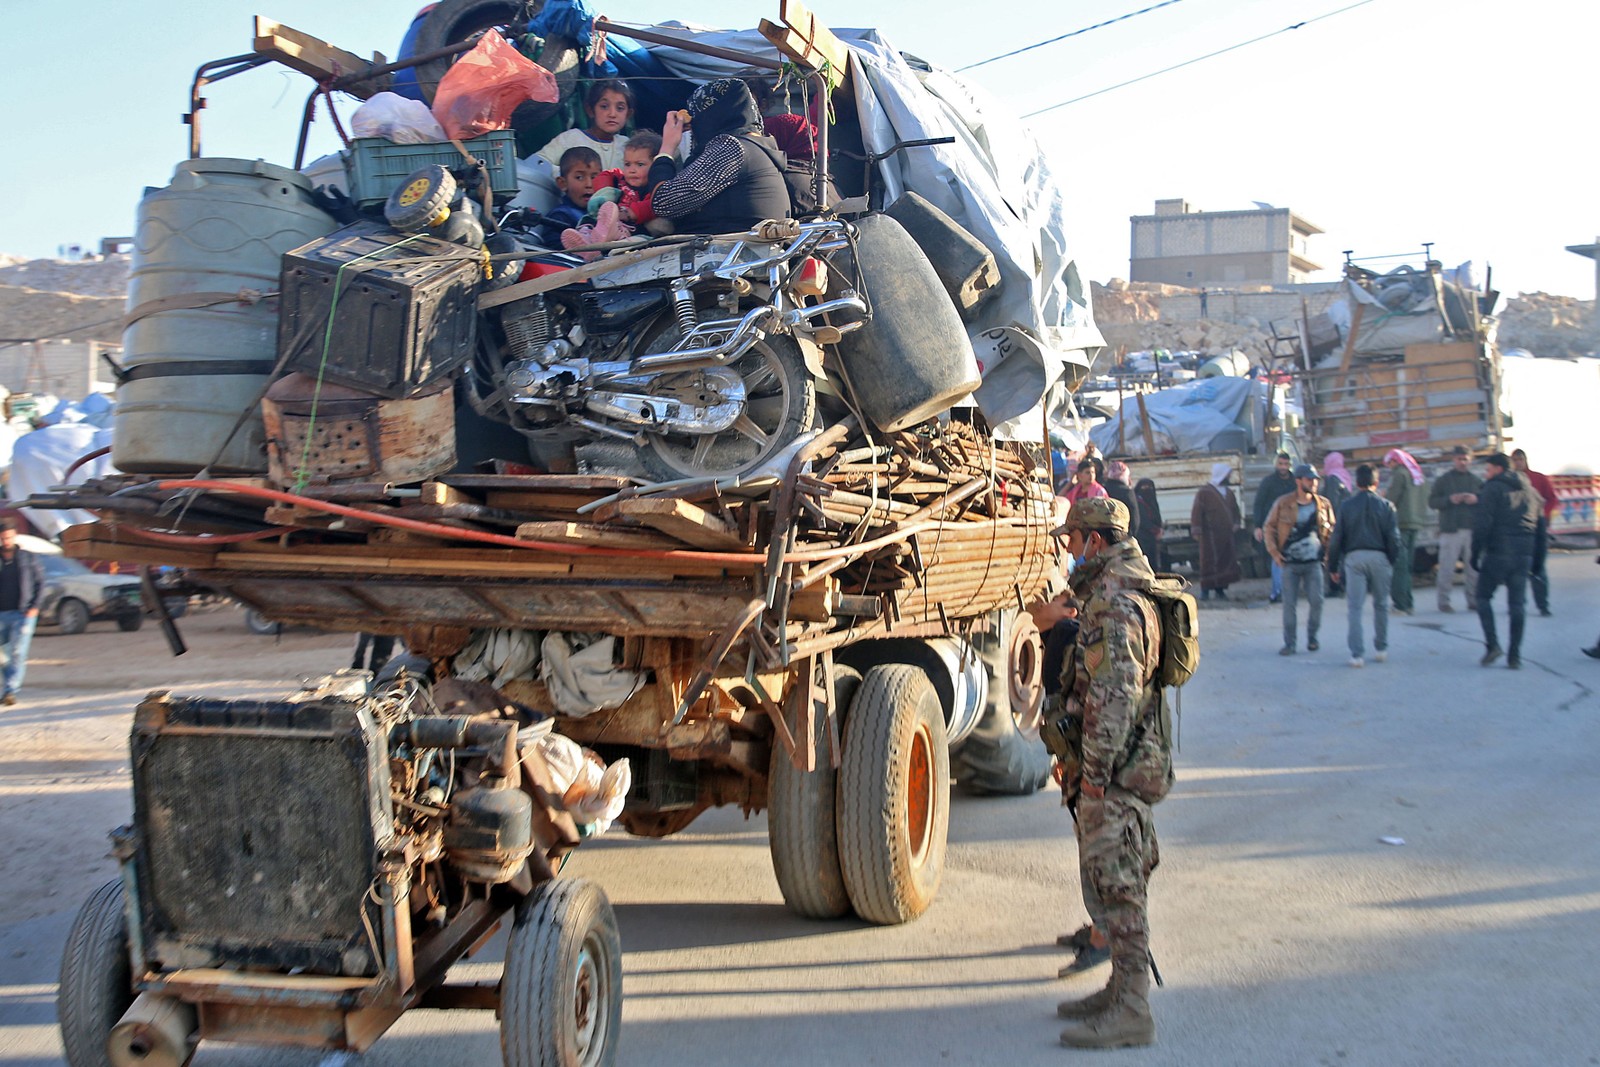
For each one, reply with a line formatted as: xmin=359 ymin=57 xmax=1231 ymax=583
xmin=958 ymin=0 xmax=1188 ymax=72
xmin=1024 ymin=0 xmax=1378 ymax=117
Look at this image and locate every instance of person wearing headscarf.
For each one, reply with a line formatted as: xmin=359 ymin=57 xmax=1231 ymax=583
xmin=1133 ymin=477 xmax=1164 ymax=570
xmin=1383 ymin=448 xmax=1428 ymax=614
xmin=649 ymin=79 xmax=791 ymax=233
xmin=1318 ymin=454 xmax=1351 ymax=596
xmin=1102 ymin=460 xmax=1141 ymax=545
xmin=763 ymin=112 xmax=838 ymax=215
xmin=1190 ymin=462 xmax=1242 ymax=600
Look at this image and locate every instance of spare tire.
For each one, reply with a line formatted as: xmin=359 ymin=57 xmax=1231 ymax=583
xmin=829 ymin=214 xmax=982 ymax=433
xmin=951 ymin=611 xmax=1052 ymax=796
xmin=410 ymin=0 xmax=579 ymax=124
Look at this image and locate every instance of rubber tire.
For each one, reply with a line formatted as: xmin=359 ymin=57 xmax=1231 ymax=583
xmin=501 ymin=877 xmax=622 ymax=1067
xmin=829 ymin=214 xmax=980 ymax=433
xmin=115 ymin=613 xmax=143 ymax=633
xmin=768 ymin=665 xmax=862 ymax=920
xmin=835 ymin=664 xmax=950 ymax=925
xmin=57 ymin=598 xmax=90 ymax=636
xmin=58 ymin=879 xmax=133 ymax=1067
xmin=244 ymin=609 xmax=281 ymax=636
xmin=951 ymin=612 xmax=1052 ymax=797
xmin=640 ymin=333 xmax=818 ymax=482
xmin=410 ymin=0 xmax=578 ymax=124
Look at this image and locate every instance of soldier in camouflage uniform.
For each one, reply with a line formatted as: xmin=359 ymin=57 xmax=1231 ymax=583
xmin=1044 ymin=497 xmax=1173 ymax=1049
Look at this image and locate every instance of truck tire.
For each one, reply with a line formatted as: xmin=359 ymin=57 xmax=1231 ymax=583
xmin=58 ymin=879 xmax=133 ymax=1067
xmin=57 ymin=598 xmax=91 ymax=635
xmin=951 ymin=613 xmax=1052 ymax=796
xmin=835 ymin=664 xmax=949 ymax=925
xmin=829 ymin=214 xmax=981 ymax=433
xmin=501 ymin=877 xmax=622 ymax=1067
xmin=768 ymin=665 xmax=862 ymax=919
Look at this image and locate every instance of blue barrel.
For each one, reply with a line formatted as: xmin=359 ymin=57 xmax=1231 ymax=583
xmin=113 ymin=159 xmax=336 ymax=473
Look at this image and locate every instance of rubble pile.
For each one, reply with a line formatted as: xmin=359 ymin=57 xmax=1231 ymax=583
xmin=0 ymin=255 xmax=129 ymax=344
xmin=1092 ymin=280 xmax=1277 ymax=362
xmin=1495 ymin=291 xmax=1597 ymax=358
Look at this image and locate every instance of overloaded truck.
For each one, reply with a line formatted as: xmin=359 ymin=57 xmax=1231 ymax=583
xmin=34 ymin=5 xmax=1101 ymax=1065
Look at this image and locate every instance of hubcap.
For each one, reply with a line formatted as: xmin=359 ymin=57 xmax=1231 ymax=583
xmin=570 ymin=932 xmax=612 ymax=1066
xmin=907 ymin=722 xmax=936 ymax=866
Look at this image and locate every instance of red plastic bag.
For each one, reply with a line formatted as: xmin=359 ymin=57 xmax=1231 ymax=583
xmin=431 ymin=29 xmax=558 ymax=140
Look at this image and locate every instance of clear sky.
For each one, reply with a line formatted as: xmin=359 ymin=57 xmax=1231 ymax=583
xmin=1 ymin=0 xmax=1592 ymax=298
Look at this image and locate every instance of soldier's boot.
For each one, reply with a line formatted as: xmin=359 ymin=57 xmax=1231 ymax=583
xmin=1056 ymin=975 xmax=1117 ymax=1019
xmin=1059 ymin=966 xmax=1155 ymax=1048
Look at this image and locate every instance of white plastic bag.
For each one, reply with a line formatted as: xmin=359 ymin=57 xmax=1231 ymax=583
xmin=351 ymin=91 xmax=449 ymax=144
xmin=524 ymin=733 xmax=631 ymax=835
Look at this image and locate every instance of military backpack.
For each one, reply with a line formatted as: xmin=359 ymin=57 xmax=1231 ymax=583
xmin=1143 ymin=574 xmax=1200 ymax=688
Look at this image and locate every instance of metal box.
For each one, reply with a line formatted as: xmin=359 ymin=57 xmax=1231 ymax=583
xmin=279 ymin=221 xmax=481 ymax=398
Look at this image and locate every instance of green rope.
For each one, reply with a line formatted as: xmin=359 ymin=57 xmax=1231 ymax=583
xmin=292 ymin=233 xmax=429 ymax=493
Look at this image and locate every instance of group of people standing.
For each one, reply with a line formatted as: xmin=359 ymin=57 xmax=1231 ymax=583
xmin=1251 ymin=445 xmax=1564 ymax=669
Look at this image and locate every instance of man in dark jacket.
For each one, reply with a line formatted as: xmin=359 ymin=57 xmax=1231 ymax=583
xmin=1472 ymin=452 xmax=1539 ymax=668
xmin=1511 ymin=449 xmax=1557 ymax=617
xmin=1327 ymin=464 xmax=1399 ymax=668
xmin=0 ymin=519 xmax=45 ymax=705
xmin=1428 ymin=445 xmax=1481 ymax=612
xmin=1101 ymin=461 xmax=1141 ymax=544
xmin=1253 ymin=451 xmax=1296 ymax=603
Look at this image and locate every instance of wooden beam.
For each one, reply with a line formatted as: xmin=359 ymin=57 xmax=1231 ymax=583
xmin=515 ymin=521 xmax=683 ymax=550
xmin=252 ymin=18 xmax=388 ymax=99
xmin=759 ymin=0 xmax=851 ymax=82
xmin=594 ymin=498 xmax=748 ymax=551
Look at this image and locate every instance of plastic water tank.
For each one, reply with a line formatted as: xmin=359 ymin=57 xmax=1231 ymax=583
xmin=113 ymin=159 xmax=336 ymax=473
xmin=1197 ymin=350 xmax=1251 ymax=379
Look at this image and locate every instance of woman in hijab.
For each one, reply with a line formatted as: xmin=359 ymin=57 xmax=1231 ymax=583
xmin=1134 ymin=477 xmax=1164 ymax=570
xmin=1318 ymin=454 xmax=1350 ymax=597
xmin=1101 ymin=460 xmax=1141 ymax=542
xmin=1190 ymin=461 xmax=1242 ymax=600
xmin=1383 ymin=448 xmax=1427 ymax=614
xmin=764 ymin=112 xmax=838 ymax=214
xmin=650 ymin=79 xmax=792 ymax=233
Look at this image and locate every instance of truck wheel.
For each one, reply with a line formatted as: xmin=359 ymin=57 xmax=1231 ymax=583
xmin=116 ymin=613 xmax=143 ymax=633
xmin=57 ymin=598 xmax=91 ymax=635
xmin=58 ymin=879 xmax=133 ymax=1067
xmin=768 ymin=665 xmax=861 ymax=919
xmin=951 ymin=613 xmax=1052 ymax=796
xmin=244 ymin=609 xmax=281 ymax=636
xmin=501 ymin=877 xmax=622 ymax=1067
xmin=835 ymin=664 xmax=949 ymax=925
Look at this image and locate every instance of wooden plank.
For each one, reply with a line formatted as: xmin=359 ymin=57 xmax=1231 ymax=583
xmin=252 ymin=18 xmax=387 ymax=98
xmin=484 ymin=490 xmax=617 ymax=511
xmin=439 ymin=474 xmax=634 ymax=492
xmin=760 ymin=0 xmax=852 ymax=80
xmin=419 ymin=482 xmax=477 ymax=507
xmin=594 ymin=498 xmax=748 ymax=551
xmin=515 ymin=521 xmax=683 ymax=550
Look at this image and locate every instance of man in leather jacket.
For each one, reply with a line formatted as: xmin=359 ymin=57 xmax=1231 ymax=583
xmin=1326 ymin=464 xmax=1399 ymax=667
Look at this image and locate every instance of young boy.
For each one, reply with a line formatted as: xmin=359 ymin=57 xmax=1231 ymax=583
xmin=561 ymin=131 xmax=664 ymax=255
xmin=536 ymin=146 xmax=602 ymax=249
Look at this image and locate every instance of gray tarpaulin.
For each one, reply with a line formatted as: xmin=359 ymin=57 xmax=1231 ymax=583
xmin=1088 ymin=377 xmax=1268 ymax=456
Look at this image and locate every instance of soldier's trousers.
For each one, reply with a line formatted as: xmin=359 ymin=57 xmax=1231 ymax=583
xmin=1075 ymin=787 xmax=1159 ymax=974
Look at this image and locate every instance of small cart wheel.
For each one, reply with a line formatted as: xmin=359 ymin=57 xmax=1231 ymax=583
xmin=501 ymin=877 xmax=622 ymax=1067
xmin=768 ymin=664 xmax=861 ymax=919
xmin=58 ymin=879 xmax=133 ymax=1067
xmin=835 ymin=663 xmax=950 ymax=925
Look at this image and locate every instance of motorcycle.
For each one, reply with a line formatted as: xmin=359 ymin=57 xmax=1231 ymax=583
xmin=467 ymin=216 xmax=872 ymax=481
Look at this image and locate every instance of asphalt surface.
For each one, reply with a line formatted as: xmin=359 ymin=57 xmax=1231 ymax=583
xmin=2 ymin=554 xmax=1597 ymax=1066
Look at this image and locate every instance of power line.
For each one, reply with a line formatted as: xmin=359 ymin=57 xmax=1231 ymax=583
xmin=1024 ymin=0 xmax=1379 ymax=117
xmin=958 ymin=0 xmax=1188 ymax=72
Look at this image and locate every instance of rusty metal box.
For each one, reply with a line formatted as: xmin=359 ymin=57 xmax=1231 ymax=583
xmin=278 ymin=221 xmax=480 ymax=398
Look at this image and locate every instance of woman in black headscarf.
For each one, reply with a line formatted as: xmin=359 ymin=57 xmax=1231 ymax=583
xmin=649 ymin=79 xmax=791 ymax=233
xmin=1134 ymin=477 xmax=1164 ymax=570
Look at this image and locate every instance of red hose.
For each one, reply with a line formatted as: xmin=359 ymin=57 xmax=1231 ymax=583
xmin=139 ymin=480 xmax=983 ymax=568
xmin=65 ymin=445 xmax=112 ymax=481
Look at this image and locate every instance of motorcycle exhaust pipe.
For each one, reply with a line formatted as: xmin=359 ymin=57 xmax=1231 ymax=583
xmin=108 ymin=993 xmax=198 ymax=1067
xmin=630 ymin=305 xmax=778 ymax=373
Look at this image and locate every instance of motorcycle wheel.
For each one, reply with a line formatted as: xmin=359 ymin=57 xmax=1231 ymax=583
xmin=640 ymin=334 xmax=817 ymax=482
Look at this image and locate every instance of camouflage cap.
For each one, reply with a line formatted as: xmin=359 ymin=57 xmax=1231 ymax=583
xmin=1053 ymin=497 xmax=1130 ymax=536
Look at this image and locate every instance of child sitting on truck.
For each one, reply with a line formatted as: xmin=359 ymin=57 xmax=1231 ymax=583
xmin=560 ymin=130 xmax=665 ymax=254
xmin=536 ymin=147 xmax=602 ymax=250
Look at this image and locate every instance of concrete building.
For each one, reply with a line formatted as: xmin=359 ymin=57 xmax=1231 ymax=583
xmin=1131 ymin=199 xmax=1323 ymax=287
xmin=0 ymin=340 xmax=117 ymax=400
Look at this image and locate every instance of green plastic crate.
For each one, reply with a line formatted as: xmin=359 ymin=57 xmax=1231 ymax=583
xmin=345 ymin=131 xmax=519 ymax=209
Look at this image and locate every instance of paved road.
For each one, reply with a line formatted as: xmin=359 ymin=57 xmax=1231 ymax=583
xmin=2 ymin=556 xmax=1597 ymax=1066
